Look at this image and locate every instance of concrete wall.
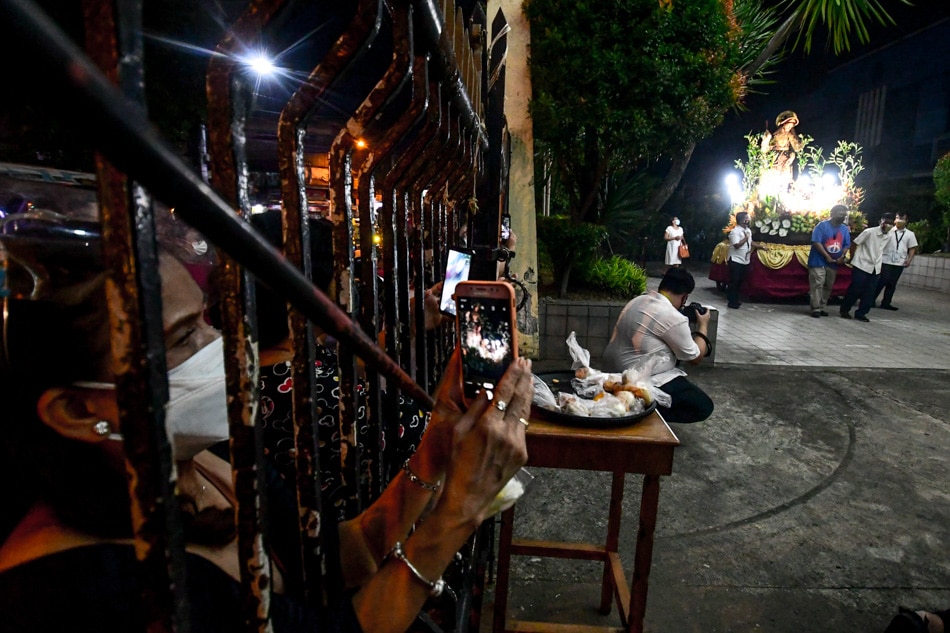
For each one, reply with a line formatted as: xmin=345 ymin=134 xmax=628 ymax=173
xmin=901 ymin=254 xmax=950 ymax=293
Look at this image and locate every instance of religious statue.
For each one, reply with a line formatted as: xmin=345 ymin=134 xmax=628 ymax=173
xmin=760 ymin=110 xmax=803 ymax=187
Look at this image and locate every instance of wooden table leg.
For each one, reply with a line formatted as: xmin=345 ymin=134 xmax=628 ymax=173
xmin=599 ymin=471 xmax=625 ymax=616
xmin=628 ymin=474 xmax=661 ymax=633
xmin=492 ymin=506 xmax=516 ymax=633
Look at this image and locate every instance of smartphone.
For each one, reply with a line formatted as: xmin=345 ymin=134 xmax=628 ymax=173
xmin=454 ymin=281 xmax=518 ymax=405
xmin=500 ymin=214 xmax=511 ymax=242
xmin=439 ymin=248 xmax=473 ymax=317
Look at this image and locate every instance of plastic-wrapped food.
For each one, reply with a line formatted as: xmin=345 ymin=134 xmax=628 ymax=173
xmin=557 ymin=392 xmax=591 ymax=417
xmin=588 ymin=393 xmax=628 ymax=418
xmin=612 ymin=390 xmax=644 ymax=414
xmin=532 ymin=374 xmax=559 ymax=411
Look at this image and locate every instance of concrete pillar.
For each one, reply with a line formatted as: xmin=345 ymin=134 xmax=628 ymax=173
xmin=489 ymin=0 xmax=540 ymax=356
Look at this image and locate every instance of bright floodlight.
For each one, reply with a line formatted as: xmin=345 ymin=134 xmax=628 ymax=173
xmin=246 ymin=53 xmax=276 ymax=77
xmin=821 ymin=173 xmax=837 ymax=189
xmin=725 ymin=172 xmax=743 ymax=205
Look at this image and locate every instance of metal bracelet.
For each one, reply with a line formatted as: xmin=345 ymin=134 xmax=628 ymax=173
xmin=402 ymin=459 xmax=442 ymax=492
xmin=388 ymin=541 xmax=446 ymax=597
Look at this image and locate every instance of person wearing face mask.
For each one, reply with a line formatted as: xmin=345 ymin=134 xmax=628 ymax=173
xmin=840 ymin=212 xmax=896 ymax=322
xmin=873 ymin=212 xmax=918 ymax=311
xmin=0 ymin=218 xmax=531 ymax=632
xmin=726 ymin=211 xmax=769 ymax=309
xmin=664 ymin=217 xmax=685 ymax=268
xmin=602 ymin=267 xmax=714 ymax=424
xmin=808 ymin=204 xmax=852 ymax=318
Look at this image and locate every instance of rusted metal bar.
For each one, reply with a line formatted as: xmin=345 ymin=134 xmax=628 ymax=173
xmin=355 ymin=50 xmax=430 ymax=479
xmin=412 ymin=0 xmax=487 ymax=153
xmin=374 ymin=56 xmax=429 ymax=382
xmin=276 ymin=0 xmax=384 ymax=521
xmin=384 ymin=80 xmax=442 ymax=379
xmin=352 ymin=2 xmax=413 ymax=503
xmin=0 ymin=0 xmax=436 ymax=406
xmin=81 ymin=0 xmax=185 ymax=631
xmin=206 ymin=2 xmax=288 ymax=625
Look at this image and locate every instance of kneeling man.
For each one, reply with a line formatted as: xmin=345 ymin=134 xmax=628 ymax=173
xmin=602 ymin=268 xmax=714 ymax=423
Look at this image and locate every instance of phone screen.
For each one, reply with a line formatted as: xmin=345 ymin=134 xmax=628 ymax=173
xmin=457 ymin=293 xmax=515 ymax=401
xmin=500 ymin=215 xmax=511 ymax=241
xmin=439 ymin=248 xmax=472 ymax=316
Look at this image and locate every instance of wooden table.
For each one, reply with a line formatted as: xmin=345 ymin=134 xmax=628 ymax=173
xmin=492 ymin=411 xmax=679 ymax=633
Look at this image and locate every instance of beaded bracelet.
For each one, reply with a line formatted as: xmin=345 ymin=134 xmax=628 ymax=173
xmin=402 ymin=459 xmax=442 ymax=492
xmin=388 ymin=541 xmax=445 ymax=597
xmin=691 ymin=331 xmax=713 ymax=358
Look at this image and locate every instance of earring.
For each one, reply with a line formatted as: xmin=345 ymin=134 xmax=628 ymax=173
xmin=94 ymin=420 xmax=112 ymax=437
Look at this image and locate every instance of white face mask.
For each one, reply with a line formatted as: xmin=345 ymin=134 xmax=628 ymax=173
xmin=672 ymin=219 xmax=680 ymax=226
xmin=74 ymin=337 xmax=229 ymax=460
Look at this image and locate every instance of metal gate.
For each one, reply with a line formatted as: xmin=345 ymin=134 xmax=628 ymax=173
xmin=2 ymin=0 xmax=511 ymax=630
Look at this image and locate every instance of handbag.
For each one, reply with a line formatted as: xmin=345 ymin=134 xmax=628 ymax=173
xmin=678 ymin=243 xmax=690 ymax=259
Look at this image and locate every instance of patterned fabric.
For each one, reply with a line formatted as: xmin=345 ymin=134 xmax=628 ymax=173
xmin=258 ymin=344 xmax=429 ymax=523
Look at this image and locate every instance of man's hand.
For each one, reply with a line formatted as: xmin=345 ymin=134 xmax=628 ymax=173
xmin=695 ymin=308 xmax=711 ymax=330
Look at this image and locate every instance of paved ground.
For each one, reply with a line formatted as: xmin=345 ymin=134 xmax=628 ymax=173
xmin=481 ymin=263 xmax=950 ymax=632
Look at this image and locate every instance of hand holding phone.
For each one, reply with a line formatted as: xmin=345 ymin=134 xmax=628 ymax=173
xmin=439 ymin=248 xmax=473 ymax=317
xmin=454 ymin=281 xmax=518 ymax=405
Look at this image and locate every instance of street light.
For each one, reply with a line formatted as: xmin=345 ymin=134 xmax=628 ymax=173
xmin=244 ymin=52 xmax=276 ymax=78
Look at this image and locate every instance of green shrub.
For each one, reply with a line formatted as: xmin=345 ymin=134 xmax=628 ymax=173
xmin=536 ymin=215 xmax=608 ymax=295
xmin=907 ymin=220 xmax=943 ymax=254
xmin=577 ymin=255 xmax=647 ymax=299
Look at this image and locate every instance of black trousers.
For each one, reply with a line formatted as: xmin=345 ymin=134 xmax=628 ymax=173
xmin=874 ymin=263 xmax=905 ymax=307
xmin=657 ymin=376 xmax=714 ymax=424
xmin=840 ymin=267 xmax=879 ymax=318
xmin=727 ymin=260 xmax=749 ymax=306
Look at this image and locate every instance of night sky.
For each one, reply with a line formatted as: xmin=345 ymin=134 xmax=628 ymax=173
xmin=681 ymin=1 xmax=950 ymax=206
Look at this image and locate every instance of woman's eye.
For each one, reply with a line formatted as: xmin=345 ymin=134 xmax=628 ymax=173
xmin=173 ymin=326 xmax=198 ymax=348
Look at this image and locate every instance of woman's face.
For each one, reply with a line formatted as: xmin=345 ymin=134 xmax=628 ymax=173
xmin=159 ymin=255 xmax=220 ymax=370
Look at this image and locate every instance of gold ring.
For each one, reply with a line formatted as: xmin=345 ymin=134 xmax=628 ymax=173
xmin=518 ymin=417 xmax=530 ymax=428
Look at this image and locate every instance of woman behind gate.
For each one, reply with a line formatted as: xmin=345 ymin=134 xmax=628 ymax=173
xmin=0 ymin=214 xmax=531 ymax=632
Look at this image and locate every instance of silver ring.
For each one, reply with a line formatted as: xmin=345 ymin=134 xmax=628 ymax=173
xmin=518 ymin=417 xmax=530 ymax=428
xmin=495 ymin=400 xmax=508 ymax=412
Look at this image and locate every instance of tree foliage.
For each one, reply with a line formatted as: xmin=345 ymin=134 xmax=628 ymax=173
xmin=535 ymin=216 xmax=607 ymax=297
xmin=526 ymin=0 xmax=741 ymax=225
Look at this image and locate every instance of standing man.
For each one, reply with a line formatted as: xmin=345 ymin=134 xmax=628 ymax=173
xmin=807 ymin=204 xmax=851 ymax=318
xmin=840 ymin=213 xmax=895 ymax=322
xmin=873 ymin=212 xmax=917 ymax=310
xmin=726 ymin=211 xmax=769 ymax=309
xmin=602 ymin=268 xmax=714 ymax=424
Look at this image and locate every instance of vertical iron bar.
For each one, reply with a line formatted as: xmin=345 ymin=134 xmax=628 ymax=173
xmin=82 ymin=0 xmax=185 ymax=631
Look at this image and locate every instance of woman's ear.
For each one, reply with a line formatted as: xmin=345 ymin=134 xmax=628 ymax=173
xmin=36 ymin=387 xmax=113 ymax=443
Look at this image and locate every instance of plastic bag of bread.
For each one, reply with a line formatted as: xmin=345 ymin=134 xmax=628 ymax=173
xmin=567 ymin=332 xmax=622 ymax=397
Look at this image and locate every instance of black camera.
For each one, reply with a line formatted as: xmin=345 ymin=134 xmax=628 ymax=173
xmin=680 ymin=301 xmax=708 ymax=323
xmin=468 ymin=245 xmax=516 ymax=280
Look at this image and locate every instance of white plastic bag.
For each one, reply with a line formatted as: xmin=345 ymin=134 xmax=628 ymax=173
xmin=566 ymin=331 xmax=590 ymax=370
xmin=532 ymin=374 xmax=559 ymax=411
xmin=488 ymin=467 xmax=535 ymax=515
xmin=618 ymin=351 xmax=673 ymax=409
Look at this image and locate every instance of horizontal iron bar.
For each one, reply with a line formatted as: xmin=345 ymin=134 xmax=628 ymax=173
xmin=2 ymin=0 xmax=436 ymax=411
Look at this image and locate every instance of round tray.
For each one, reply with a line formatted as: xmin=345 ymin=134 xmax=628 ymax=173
xmin=531 ymin=370 xmax=658 ymax=429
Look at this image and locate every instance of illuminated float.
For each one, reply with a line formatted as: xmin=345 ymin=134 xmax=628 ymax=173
xmin=709 ymin=111 xmax=868 ymax=299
